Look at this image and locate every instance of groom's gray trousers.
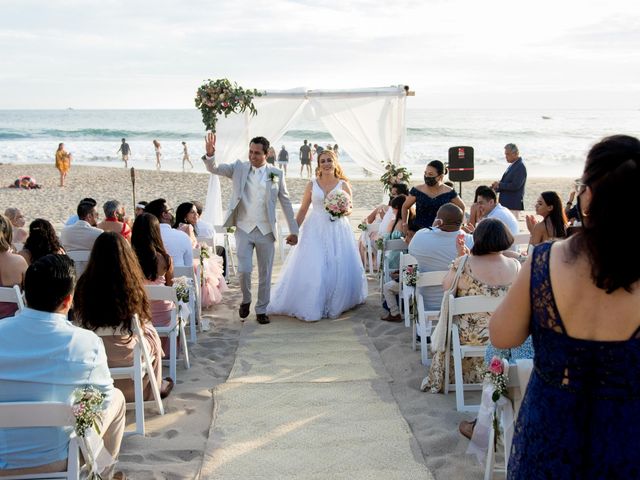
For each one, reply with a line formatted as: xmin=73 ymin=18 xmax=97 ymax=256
xmin=235 ymin=227 xmax=276 ymax=314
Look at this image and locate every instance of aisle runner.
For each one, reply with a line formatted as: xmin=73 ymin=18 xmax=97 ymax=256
xmin=198 ymin=317 xmax=433 ymax=479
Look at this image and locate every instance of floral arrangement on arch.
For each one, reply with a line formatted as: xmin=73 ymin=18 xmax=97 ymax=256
xmin=380 ymin=162 xmax=411 ymax=193
xmin=194 ymin=78 xmax=263 ymax=132
xmin=324 ymin=190 xmax=352 ymax=221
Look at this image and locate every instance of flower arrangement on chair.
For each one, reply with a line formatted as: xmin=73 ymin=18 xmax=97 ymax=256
xmin=72 ymin=386 xmax=107 ymax=479
xmin=194 ymin=78 xmax=263 ymax=132
xmin=380 ymin=162 xmax=411 ymax=193
xmin=486 ymin=356 xmax=510 ymax=451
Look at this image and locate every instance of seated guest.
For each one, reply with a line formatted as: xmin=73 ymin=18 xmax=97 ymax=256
xmin=0 ymin=254 xmax=125 ymax=477
xmin=60 ymin=200 xmax=103 ymax=251
xmin=466 ymin=186 xmax=486 ymax=228
xmin=64 ymin=197 xmax=97 ymax=226
xmin=422 ymin=218 xmax=520 ymax=393
xmin=3 ymin=207 xmax=28 ymax=245
xmin=0 ymin=214 xmax=28 ymax=319
xmin=526 ymin=191 xmax=567 ymax=245
xmin=74 ymin=232 xmax=172 ymax=401
xmin=97 ymin=200 xmax=131 ymax=241
xmin=193 ymin=200 xmax=214 ymax=238
xmin=145 ymin=198 xmax=193 ymax=267
xmin=474 ymin=185 xmax=519 ymax=236
xmin=18 ymin=218 xmax=65 ymax=265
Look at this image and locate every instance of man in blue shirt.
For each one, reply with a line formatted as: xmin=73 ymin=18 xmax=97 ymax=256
xmin=0 ymin=254 xmax=125 ymax=476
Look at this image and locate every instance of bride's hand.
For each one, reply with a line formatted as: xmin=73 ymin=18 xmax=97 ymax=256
xmin=285 ymin=234 xmax=298 ymax=246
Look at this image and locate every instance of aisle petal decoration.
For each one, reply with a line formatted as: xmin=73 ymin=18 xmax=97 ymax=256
xmin=380 ymin=162 xmax=411 ymax=193
xmin=195 ymin=78 xmax=263 ymax=132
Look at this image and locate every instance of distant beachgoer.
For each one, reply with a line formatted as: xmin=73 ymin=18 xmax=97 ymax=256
xmin=153 ymin=139 xmax=162 ymax=170
xmin=334 ymin=144 xmax=339 ymax=157
xmin=266 ymin=146 xmax=276 ymax=165
xmin=277 ymin=145 xmax=289 ymax=176
xmin=299 ymin=140 xmax=312 ymax=178
xmin=491 ymin=143 xmax=527 ymax=219
xmin=117 ymin=138 xmax=131 ymax=168
xmin=55 ymin=143 xmax=71 ymax=187
xmin=8 ymin=176 xmax=40 ymax=189
xmin=182 ymin=141 xmax=193 ymax=171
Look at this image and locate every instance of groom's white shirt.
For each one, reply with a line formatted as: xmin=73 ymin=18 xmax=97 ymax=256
xmin=237 ymin=165 xmax=271 ymax=235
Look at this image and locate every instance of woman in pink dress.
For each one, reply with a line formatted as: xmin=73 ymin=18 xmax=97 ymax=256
xmin=173 ymin=202 xmax=227 ymax=307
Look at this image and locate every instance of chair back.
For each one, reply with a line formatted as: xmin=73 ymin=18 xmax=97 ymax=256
xmin=449 ymin=294 xmax=503 ymax=317
xmin=0 ymin=285 xmax=25 ymax=312
xmin=416 ymin=270 xmax=448 ymax=288
xmin=196 ymin=236 xmax=215 ymax=248
xmin=66 ymin=250 xmax=91 ymax=277
xmin=399 ymin=252 xmax=417 ymax=269
xmin=144 ymin=284 xmax=178 ymax=303
xmin=384 ymin=238 xmax=408 ymax=252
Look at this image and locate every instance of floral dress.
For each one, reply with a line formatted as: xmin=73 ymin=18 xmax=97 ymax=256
xmin=424 ymin=259 xmax=512 ymax=393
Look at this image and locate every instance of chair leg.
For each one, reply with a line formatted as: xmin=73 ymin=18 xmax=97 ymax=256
xmin=452 ymin=325 xmax=466 ymax=411
xmin=133 ymin=353 xmax=145 ymax=436
xmin=484 ymin=426 xmax=496 ymax=480
xmin=420 ymin=323 xmax=429 ymax=366
xmin=180 ymin=320 xmax=190 ymax=370
xmin=169 ymin=332 xmax=177 ymax=382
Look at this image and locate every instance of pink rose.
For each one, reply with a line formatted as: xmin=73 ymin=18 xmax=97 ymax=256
xmin=488 ymin=357 xmax=504 ymax=375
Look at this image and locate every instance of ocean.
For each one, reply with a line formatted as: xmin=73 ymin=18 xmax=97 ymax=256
xmin=1 ymin=109 xmax=638 ymax=179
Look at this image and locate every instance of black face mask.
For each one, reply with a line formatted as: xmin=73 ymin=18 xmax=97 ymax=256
xmin=424 ymin=176 xmax=438 ymax=187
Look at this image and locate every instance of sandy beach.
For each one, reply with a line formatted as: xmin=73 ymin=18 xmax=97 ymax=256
xmin=0 ymin=164 xmax=576 ymax=479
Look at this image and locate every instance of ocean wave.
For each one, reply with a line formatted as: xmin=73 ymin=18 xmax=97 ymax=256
xmin=281 ymin=129 xmax=331 ymax=140
xmin=0 ymin=128 xmax=193 ymax=141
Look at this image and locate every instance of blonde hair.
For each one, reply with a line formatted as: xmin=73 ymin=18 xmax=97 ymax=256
xmin=315 ymin=149 xmax=348 ymax=181
xmin=0 ymin=214 xmax=13 ymax=252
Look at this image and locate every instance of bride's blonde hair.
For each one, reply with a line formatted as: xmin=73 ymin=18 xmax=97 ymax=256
xmin=315 ymin=149 xmax=349 ymax=181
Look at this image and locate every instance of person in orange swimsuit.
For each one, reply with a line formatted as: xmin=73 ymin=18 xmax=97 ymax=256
xmin=55 ymin=143 xmax=71 ymax=187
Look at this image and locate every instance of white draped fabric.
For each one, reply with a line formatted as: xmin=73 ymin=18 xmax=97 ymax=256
xmin=202 ymin=85 xmax=408 ymax=226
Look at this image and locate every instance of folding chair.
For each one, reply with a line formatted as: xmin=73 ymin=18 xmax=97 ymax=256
xmin=398 ymin=252 xmax=417 ymax=327
xmin=444 ymin=293 xmax=503 ymax=412
xmin=512 ymin=232 xmax=531 ymax=254
xmin=173 ymin=265 xmax=200 ymax=344
xmin=66 ymin=250 xmax=91 ymax=278
xmin=413 ymin=270 xmax=448 ymax=365
xmin=0 ymin=402 xmax=81 ymax=479
xmin=379 ymin=238 xmax=408 ymax=297
xmin=213 ymin=226 xmax=236 ymax=277
xmin=144 ymin=285 xmax=190 ymax=382
xmin=0 ymin=285 xmax=25 ymax=314
xmin=95 ymin=314 xmax=164 ymax=436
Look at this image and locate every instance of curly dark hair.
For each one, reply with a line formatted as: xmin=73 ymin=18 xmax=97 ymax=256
xmin=131 ymin=213 xmax=170 ymax=282
xmin=74 ymin=232 xmax=151 ymax=335
xmin=23 ymin=218 xmax=62 ymax=262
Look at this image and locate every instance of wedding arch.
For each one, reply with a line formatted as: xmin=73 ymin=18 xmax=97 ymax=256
xmin=202 ymin=85 xmax=412 ymax=225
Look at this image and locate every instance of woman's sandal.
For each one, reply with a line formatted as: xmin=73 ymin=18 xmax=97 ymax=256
xmin=458 ymin=418 xmax=477 ymax=440
xmin=160 ymin=377 xmax=174 ymax=399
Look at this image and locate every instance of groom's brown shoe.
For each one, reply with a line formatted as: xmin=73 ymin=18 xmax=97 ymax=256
xmin=239 ymin=303 xmax=250 ymax=319
xmin=256 ymin=314 xmax=270 ymax=325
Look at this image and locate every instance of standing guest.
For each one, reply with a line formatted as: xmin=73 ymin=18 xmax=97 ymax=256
xmin=153 ymin=139 xmax=162 ymax=170
xmin=135 ymin=201 xmax=148 ymax=218
xmin=490 ymin=134 xmax=640 ymax=479
xmin=277 ymin=145 xmax=289 ymax=176
xmin=525 ymin=191 xmax=567 ymax=245
xmin=0 ymin=254 xmax=126 ymax=478
xmin=491 ymin=143 xmax=527 ymax=219
xmin=144 ymin=199 xmax=193 ymax=267
xmin=117 ymin=138 xmax=131 ymax=168
xmin=401 ymin=160 xmax=465 ymax=231
xmin=74 ymin=231 xmax=172 ymax=402
xmin=19 ymin=219 xmax=65 ymax=265
xmin=65 ymin=197 xmax=97 ymax=226
xmin=54 ymin=142 xmax=71 ymax=187
xmin=266 ymin=146 xmax=276 ymax=165
xmin=3 ymin=207 xmax=28 ymax=245
xmin=97 ymin=200 xmax=131 ymax=241
xmin=60 ymin=201 xmax=103 ymax=251
xmin=0 ymin=214 xmax=28 ymax=319
xmin=474 ymin=186 xmax=519 ymax=236
xmin=182 ymin=141 xmax=193 ymax=171
xmin=299 ymin=139 xmax=312 ymax=178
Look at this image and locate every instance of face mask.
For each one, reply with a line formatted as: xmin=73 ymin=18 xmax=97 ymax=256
xmin=424 ymin=176 xmax=438 ymax=187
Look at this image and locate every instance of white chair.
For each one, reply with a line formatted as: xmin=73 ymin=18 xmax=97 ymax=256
xmin=398 ymin=252 xmax=418 ymax=327
xmin=512 ymin=232 xmax=531 ymax=254
xmin=95 ymin=314 xmax=164 ymax=436
xmin=0 ymin=402 xmax=81 ymax=479
xmin=66 ymin=250 xmax=91 ymax=278
xmin=484 ymin=359 xmax=533 ymax=480
xmin=360 ymin=230 xmax=376 ymax=275
xmin=379 ymin=238 xmax=408 ymax=296
xmin=445 ymin=294 xmax=504 ymax=412
xmin=0 ymin=285 xmax=25 ymax=313
xmin=173 ymin=264 xmax=200 ymax=344
xmin=144 ymin=285 xmax=190 ymax=382
xmin=413 ymin=270 xmax=448 ymax=365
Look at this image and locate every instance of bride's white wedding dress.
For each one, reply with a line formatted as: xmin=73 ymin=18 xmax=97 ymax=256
xmin=268 ymin=179 xmax=367 ymax=321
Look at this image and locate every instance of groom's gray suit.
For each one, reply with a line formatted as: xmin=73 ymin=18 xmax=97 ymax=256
xmin=203 ymin=155 xmax=299 ymax=315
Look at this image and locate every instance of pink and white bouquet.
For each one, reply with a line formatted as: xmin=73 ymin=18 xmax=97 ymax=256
xmin=485 ymin=356 xmax=509 ymax=450
xmin=324 ymin=190 xmax=352 ymax=221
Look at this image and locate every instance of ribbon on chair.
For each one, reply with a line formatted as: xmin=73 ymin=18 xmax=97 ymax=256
xmin=177 ymin=301 xmax=191 ymax=325
xmin=79 ymin=429 xmax=115 ymax=479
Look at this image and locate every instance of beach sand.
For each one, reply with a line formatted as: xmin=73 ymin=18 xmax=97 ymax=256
xmin=0 ymin=164 xmax=575 ymax=479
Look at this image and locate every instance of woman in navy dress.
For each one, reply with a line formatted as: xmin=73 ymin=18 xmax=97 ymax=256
xmin=490 ymin=135 xmax=640 ymax=479
xmin=400 ymin=160 xmax=465 ymax=231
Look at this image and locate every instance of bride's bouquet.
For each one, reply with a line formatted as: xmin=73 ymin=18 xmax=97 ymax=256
xmin=324 ymin=190 xmax=352 ymax=221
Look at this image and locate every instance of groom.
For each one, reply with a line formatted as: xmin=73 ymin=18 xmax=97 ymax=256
xmin=202 ymin=133 xmax=299 ymax=324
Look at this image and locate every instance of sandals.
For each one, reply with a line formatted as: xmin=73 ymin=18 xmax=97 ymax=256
xmin=160 ymin=377 xmax=174 ymax=399
xmin=458 ymin=419 xmax=477 ymax=440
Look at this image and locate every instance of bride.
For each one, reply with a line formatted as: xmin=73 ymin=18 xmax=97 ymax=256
xmin=268 ymin=149 xmax=367 ymax=321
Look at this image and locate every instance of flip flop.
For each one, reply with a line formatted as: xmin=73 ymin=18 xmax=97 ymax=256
xmin=160 ymin=377 xmax=174 ymax=399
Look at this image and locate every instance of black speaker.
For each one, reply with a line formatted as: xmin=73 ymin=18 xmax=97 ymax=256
xmin=448 ymin=146 xmax=474 ymax=182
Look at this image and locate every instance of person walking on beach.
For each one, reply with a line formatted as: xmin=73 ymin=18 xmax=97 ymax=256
xmin=299 ymin=140 xmax=312 ymax=178
xmin=182 ymin=141 xmax=193 ymax=171
xmin=202 ymin=133 xmax=299 ymax=325
xmin=153 ymin=139 xmax=162 ymax=170
xmin=117 ymin=138 xmax=131 ymax=168
xmin=491 ymin=143 xmax=527 ymax=219
xmin=277 ymin=145 xmax=289 ymax=176
xmin=55 ymin=143 xmax=71 ymax=187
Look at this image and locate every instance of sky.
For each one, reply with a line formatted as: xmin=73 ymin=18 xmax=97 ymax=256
xmin=1 ymin=0 xmax=639 ymax=109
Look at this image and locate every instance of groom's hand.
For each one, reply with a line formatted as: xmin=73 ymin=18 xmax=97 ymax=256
xmin=205 ymin=132 xmax=217 ymax=157
xmin=285 ymin=234 xmax=298 ymax=246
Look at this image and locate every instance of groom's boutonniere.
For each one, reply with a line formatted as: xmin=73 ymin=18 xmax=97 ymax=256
xmin=268 ymin=172 xmax=279 ymax=183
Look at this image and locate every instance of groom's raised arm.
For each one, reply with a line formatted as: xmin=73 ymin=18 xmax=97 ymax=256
xmin=201 ymin=132 xmax=234 ymax=178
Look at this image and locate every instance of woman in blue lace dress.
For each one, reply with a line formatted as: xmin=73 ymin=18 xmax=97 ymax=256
xmin=490 ymin=135 xmax=640 ymax=479
xmin=400 ymin=160 xmax=465 ymax=231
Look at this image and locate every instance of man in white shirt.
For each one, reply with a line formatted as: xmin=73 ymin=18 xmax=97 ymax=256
xmin=60 ymin=201 xmax=103 ymax=251
xmin=475 ymin=185 xmax=520 ymax=236
xmin=145 ymin=199 xmax=193 ymax=267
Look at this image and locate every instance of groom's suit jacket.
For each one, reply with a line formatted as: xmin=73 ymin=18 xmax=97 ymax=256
xmin=203 ymin=155 xmax=299 ymax=236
